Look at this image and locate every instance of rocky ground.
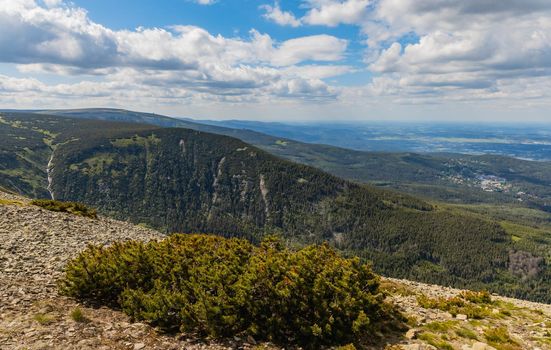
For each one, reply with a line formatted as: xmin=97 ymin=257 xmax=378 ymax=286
xmin=0 ymin=191 xmax=549 ymax=350
xmin=384 ymin=279 xmax=551 ymax=350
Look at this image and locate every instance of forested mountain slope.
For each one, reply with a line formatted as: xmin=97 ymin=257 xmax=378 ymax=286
xmin=1 ymin=112 xmax=550 ymax=303
xmin=31 ymin=108 xmax=551 ymax=211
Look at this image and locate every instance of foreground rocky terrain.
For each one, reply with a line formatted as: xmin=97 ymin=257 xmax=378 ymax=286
xmin=0 ymin=191 xmax=549 ymax=349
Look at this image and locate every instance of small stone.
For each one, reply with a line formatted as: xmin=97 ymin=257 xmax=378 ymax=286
xmin=472 ymin=342 xmax=497 ymax=350
xmin=456 ymin=314 xmax=468 ymax=320
xmin=133 ymin=343 xmax=145 ymax=350
xmin=405 ymin=328 xmax=419 ymax=339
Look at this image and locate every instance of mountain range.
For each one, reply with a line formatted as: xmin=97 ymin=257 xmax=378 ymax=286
xmin=18 ymin=108 xmax=551 ymax=210
xmin=0 ymin=110 xmax=550 ymax=303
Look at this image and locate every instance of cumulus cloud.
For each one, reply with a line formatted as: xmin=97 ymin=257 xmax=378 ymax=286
xmin=302 ymin=0 xmax=371 ymax=27
xmin=282 ymin=65 xmax=355 ymax=79
xmin=0 ymin=0 xmax=351 ymax=105
xmin=0 ymin=2 xmax=348 ymax=70
xmin=364 ymin=0 xmax=551 ymax=99
xmin=261 ymin=2 xmax=301 ymax=27
xmin=271 ymin=35 xmax=348 ymax=66
xmin=251 ymin=0 xmax=546 ymax=99
xmin=193 ymin=0 xmax=217 ymax=5
xmin=282 ymin=0 xmax=551 ymax=109
xmin=2 ymin=0 xmax=551 ymax=118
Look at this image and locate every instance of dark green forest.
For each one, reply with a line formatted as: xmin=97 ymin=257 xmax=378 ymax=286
xmin=1 ymin=112 xmax=550 ymax=303
xmin=36 ymin=108 xmax=551 ymax=210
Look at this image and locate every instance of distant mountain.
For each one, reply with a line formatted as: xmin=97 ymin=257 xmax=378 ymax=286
xmin=202 ymin=118 xmax=551 ymax=160
xmin=1 ymin=111 xmax=550 ymax=303
xmin=28 ymin=108 xmax=551 ymax=211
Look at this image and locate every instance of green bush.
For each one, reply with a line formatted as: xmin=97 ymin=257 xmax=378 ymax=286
xmin=417 ymin=292 xmax=492 ymax=319
xmin=460 ymin=290 xmax=492 ymax=304
xmin=70 ymin=307 xmax=88 ymax=323
xmin=60 ymin=234 xmax=398 ymax=347
xmin=484 ymin=326 xmax=518 ymax=347
xmin=31 ymin=199 xmax=97 ymax=219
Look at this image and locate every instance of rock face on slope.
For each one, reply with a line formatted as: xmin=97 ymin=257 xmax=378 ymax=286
xmin=0 ymin=191 xmax=549 ymax=350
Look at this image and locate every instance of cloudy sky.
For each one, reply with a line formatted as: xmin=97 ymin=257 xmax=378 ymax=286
xmin=0 ymin=0 xmax=550 ymax=121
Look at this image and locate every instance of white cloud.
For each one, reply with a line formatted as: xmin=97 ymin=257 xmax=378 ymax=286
xmin=0 ymin=1 xmax=348 ymax=70
xmin=302 ymin=0 xmax=371 ymax=27
xmin=363 ymin=0 xmax=551 ymax=100
xmin=281 ymin=0 xmax=551 ymax=112
xmin=193 ymin=0 xmax=217 ymax=5
xmin=282 ymin=65 xmax=354 ymax=79
xmin=271 ymin=35 xmax=348 ymax=66
xmin=261 ymin=2 xmax=301 ymax=27
xmin=2 ymin=0 xmax=551 ymax=120
xmin=42 ymin=0 xmax=62 ymax=7
xmin=0 ymin=0 xmax=350 ymax=104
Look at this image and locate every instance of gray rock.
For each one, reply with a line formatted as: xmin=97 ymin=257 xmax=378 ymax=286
xmin=133 ymin=343 xmax=146 ymax=350
xmin=471 ymin=342 xmax=497 ymax=350
xmin=405 ymin=328 xmax=419 ymax=339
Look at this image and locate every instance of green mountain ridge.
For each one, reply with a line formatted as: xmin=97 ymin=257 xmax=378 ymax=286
xmin=1 ymin=111 xmax=550 ymax=303
xmin=27 ymin=108 xmax=551 ymax=212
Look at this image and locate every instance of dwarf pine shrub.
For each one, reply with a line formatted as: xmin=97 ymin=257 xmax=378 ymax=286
xmin=60 ymin=234 xmax=396 ymax=347
xmin=417 ymin=290 xmax=493 ymax=319
xmin=31 ymin=199 xmax=97 ymax=219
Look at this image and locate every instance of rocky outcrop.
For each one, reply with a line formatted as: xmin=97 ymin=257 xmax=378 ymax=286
xmin=385 ymin=278 xmax=551 ymax=350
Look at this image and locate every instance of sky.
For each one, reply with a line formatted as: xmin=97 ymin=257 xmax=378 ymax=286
xmin=0 ymin=0 xmax=550 ymax=122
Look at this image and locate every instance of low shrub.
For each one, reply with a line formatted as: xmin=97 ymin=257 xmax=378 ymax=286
xmin=34 ymin=313 xmax=55 ymax=325
xmin=460 ymin=290 xmax=492 ymax=304
xmin=455 ymin=327 xmax=478 ymax=340
xmin=424 ymin=321 xmax=457 ymax=333
xmin=417 ymin=332 xmax=454 ymax=350
xmin=417 ymin=295 xmax=465 ymax=311
xmin=484 ymin=326 xmax=519 ymax=347
xmin=60 ymin=234 xmax=399 ymax=347
xmin=31 ymin=199 xmax=97 ymax=219
xmin=70 ymin=307 xmax=88 ymax=323
xmin=0 ymin=198 xmax=25 ymax=206
xmin=417 ymin=291 xmax=493 ymax=319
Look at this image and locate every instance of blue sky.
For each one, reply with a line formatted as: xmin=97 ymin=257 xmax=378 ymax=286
xmin=0 ymin=0 xmax=550 ymax=121
xmin=73 ymin=1 xmax=350 ymax=37
xmin=72 ymin=0 xmax=372 ymax=85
